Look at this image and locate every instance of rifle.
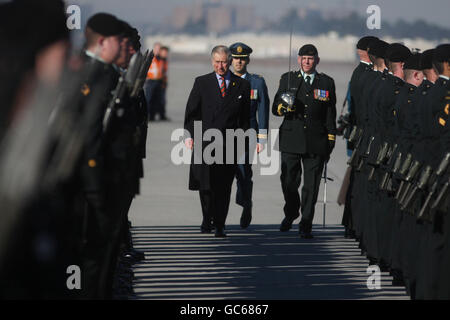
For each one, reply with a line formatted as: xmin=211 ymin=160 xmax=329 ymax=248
xmin=41 ymin=60 xmax=113 ymax=189
xmin=347 ymin=128 xmax=364 ymax=167
xmin=395 ymin=153 xmax=413 ymax=200
xmin=398 ymin=159 xmax=421 ymax=207
xmin=130 ymin=50 xmax=154 ymax=98
xmin=103 ymin=52 xmax=143 ymax=134
xmin=380 ymin=150 xmax=403 ymax=192
xmin=431 ymin=178 xmax=450 ymax=211
xmin=354 ymin=135 xmax=374 ymax=172
xmin=368 ymin=141 xmax=389 ymax=181
xmin=401 ymin=165 xmax=433 ymax=211
xmin=417 ymin=152 xmax=450 ymax=221
xmin=378 ymin=144 xmax=397 ymax=189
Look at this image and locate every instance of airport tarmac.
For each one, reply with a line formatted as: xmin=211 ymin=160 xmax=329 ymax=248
xmin=128 ymin=57 xmax=409 ymax=299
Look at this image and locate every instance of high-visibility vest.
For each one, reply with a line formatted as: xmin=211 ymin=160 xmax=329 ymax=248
xmin=147 ymin=57 xmax=167 ymax=80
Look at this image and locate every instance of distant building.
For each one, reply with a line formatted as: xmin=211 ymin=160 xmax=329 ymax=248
xmin=206 ymin=6 xmax=232 ymax=33
xmin=168 ymin=0 xmax=260 ymax=34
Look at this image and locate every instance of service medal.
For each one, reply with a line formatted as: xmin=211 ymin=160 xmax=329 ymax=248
xmin=314 ymin=89 xmax=329 ymax=101
xmin=250 ymin=89 xmax=258 ymax=100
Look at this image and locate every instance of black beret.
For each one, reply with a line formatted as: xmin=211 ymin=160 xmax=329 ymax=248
xmin=298 ymin=44 xmax=318 ymax=56
xmin=87 ymin=13 xmax=125 ymax=37
xmin=367 ymin=39 xmax=389 ymax=58
xmin=403 ymin=53 xmax=423 ymax=70
xmin=129 ymin=27 xmax=141 ymax=51
xmin=386 ymin=43 xmax=412 ymax=62
xmin=1 ymin=0 xmax=69 ymax=58
xmin=120 ymin=20 xmax=141 ymax=50
xmin=422 ymin=49 xmax=435 ymax=69
xmin=434 ymin=44 xmax=450 ymax=62
xmin=356 ymin=36 xmax=379 ymax=50
xmin=229 ymin=42 xmax=252 ymax=58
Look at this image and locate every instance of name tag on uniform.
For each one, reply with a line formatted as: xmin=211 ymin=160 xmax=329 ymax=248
xmin=250 ymin=89 xmax=258 ymax=100
xmin=314 ymin=89 xmax=330 ymax=101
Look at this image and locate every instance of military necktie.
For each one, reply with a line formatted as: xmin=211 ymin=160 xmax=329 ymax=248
xmin=305 ymin=75 xmax=311 ymax=87
xmin=220 ymin=76 xmax=226 ymax=97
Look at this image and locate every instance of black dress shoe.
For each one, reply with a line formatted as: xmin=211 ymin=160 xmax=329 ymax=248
xmin=200 ymin=225 xmax=213 ymax=233
xmin=240 ymin=207 xmax=252 ymax=229
xmin=300 ymin=230 xmax=314 ymax=239
xmin=200 ymin=219 xmax=214 ymax=233
xmin=127 ymin=248 xmax=145 ymax=262
xmin=280 ymin=217 xmax=295 ymax=232
xmin=215 ymin=227 xmax=227 ymax=237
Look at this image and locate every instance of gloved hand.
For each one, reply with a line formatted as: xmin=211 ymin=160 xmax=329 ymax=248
xmin=277 ymin=103 xmax=296 ymax=116
xmin=326 ymin=140 xmax=335 ymax=162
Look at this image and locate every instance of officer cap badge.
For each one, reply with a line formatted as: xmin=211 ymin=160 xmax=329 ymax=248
xmin=229 ymin=42 xmax=252 ymax=58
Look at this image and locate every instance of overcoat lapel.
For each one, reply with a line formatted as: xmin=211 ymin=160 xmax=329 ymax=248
xmin=222 ymin=76 xmax=241 ymax=107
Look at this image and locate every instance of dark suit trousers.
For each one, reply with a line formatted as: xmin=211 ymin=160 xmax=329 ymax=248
xmin=280 ymin=152 xmax=325 ymax=231
xmin=199 ymin=164 xmax=235 ymax=229
xmin=235 ymin=162 xmax=253 ymax=209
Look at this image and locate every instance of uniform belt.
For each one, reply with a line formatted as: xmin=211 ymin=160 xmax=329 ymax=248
xmin=284 ymin=113 xmax=304 ymax=121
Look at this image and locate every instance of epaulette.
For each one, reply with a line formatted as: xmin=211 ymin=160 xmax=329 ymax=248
xmin=283 ymin=70 xmax=297 ymax=79
xmin=319 ymin=72 xmax=332 ymax=79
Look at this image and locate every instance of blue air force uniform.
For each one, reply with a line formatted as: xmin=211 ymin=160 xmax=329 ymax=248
xmin=229 ymin=42 xmax=270 ymax=228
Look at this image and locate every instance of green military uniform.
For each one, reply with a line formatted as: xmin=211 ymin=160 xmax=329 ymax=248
xmin=272 ymin=44 xmax=336 ymax=236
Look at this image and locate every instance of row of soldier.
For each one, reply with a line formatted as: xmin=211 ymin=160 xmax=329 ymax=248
xmin=0 ymin=1 xmax=150 ymax=299
xmin=342 ymin=36 xmax=450 ymax=299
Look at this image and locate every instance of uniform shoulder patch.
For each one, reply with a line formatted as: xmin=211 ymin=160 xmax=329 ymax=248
xmin=81 ymin=84 xmax=90 ymax=96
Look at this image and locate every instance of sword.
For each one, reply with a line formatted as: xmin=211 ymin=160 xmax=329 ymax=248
xmin=279 ymin=19 xmax=296 ymax=113
xmin=322 ymin=164 xmax=334 ymax=228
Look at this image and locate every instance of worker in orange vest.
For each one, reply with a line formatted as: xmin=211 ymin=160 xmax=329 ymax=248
xmin=144 ymin=43 xmax=169 ymax=121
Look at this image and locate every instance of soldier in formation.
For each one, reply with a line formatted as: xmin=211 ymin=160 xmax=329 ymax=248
xmin=343 ymin=35 xmax=450 ymax=299
xmin=0 ymin=1 xmax=151 ymax=299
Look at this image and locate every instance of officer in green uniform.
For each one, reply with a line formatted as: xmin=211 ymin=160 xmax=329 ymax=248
xmin=272 ymin=44 xmax=336 ymax=238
